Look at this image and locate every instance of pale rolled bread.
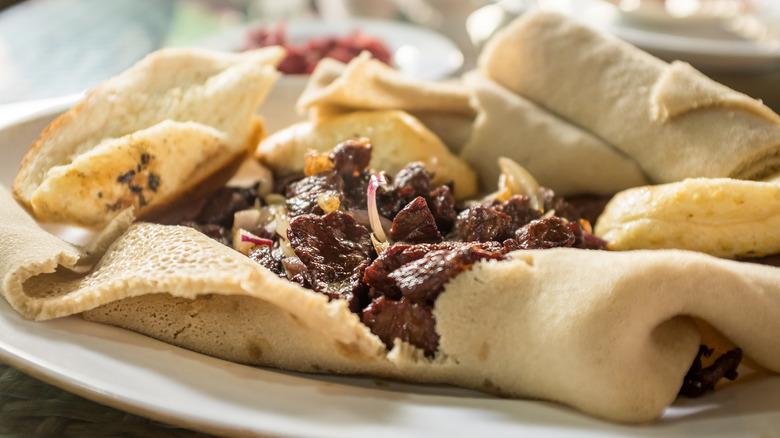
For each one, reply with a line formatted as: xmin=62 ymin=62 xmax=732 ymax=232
xmin=594 ymin=178 xmax=780 ymax=258
xmin=297 ymin=51 xmax=475 ymax=118
xmin=479 ymin=11 xmax=780 ymax=183
xmin=4 ymin=185 xmax=780 ymax=423
xmin=460 ymin=72 xmax=649 ymax=195
xmin=297 ymin=52 xmax=651 ymax=196
xmin=12 ymin=47 xmax=284 ymax=229
xmin=255 ymin=110 xmax=480 ymax=199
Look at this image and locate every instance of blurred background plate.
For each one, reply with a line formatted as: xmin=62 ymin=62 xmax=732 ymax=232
xmin=194 ymin=17 xmax=464 ymax=80
xmin=467 ymin=0 xmax=780 ymax=111
xmin=538 ymin=0 xmax=780 ymax=72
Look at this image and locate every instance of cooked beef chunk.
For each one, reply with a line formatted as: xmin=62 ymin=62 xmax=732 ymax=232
xmin=389 ymin=197 xmax=442 ymax=244
xmin=394 ymin=162 xmax=433 ymax=197
xmin=541 ymin=187 xmax=583 ymax=223
xmin=364 ymin=242 xmax=503 ymax=301
xmin=330 ymin=138 xmax=372 ymax=177
xmin=282 ymin=257 xmax=307 ymax=278
xmin=456 ymin=195 xmax=547 ymax=243
xmin=362 ymin=296 xmax=440 ymax=356
xmin=364 ymin=244 xmax=435 ymax=300
xmin=513 ymin=216 xmax=577 ymax=249
xmin=373 ymin=162 xmax=435 ymax=219
xmin=249 ymin=245 xmax=284 ymax=275
xmin=286 ymin=172 xmax=344 ymax=217
xmin=341 ymin=172 xmax=370 ymax=212
xmin=565 ymin=194 xmax=613 ymax=226
xmin=426 ymin=185 xmax=457 ymax=233
xmin=287 ymin=211 xmax=372 ymax=312
xmin=679 ymin=346 xmax=742 ymax=398
xmin=389 ymin=245 xmax=505 ymax=304
xmin=457 ymin=205 xmax=514 ymax=242
xmin=179 ymin=221 xmax=232 ymax=247
xmin=195 ymin=185 xmax=259 ymax=228
xmin=494 ymin=195 xmax=543 ymax=229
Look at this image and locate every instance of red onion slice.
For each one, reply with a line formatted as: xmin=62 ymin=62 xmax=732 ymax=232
xmin=367 ymin=173 xmax=390 ymax=243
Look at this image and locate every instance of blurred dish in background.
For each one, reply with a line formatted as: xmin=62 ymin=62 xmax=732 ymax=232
xmin=469 ymin=0 xmax=780 ymax=73
xmin=194 ymin=17 xmax=463 ymax=80
xmin=539 ymin=0 xmax=780 ymax=72
xmin=242 ymin=23 xmax=392 ymax=74
xmin=602 ymin=0 xmax=765 ymax=24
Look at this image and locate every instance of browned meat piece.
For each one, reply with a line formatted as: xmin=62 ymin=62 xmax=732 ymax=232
xmin=679 ymin=346 xmax=742 ymax=398
xmin=389 ymin=245 xmax=505 ymax=304
xmin=389 ymin=197 xmax=442 ymax=244
xmin=494 ymin=195 xmax=542 ymax=229
xmin=287 ymin=211 xmax=373 ymax=311
xmin=361 ymin=296 xmax=440 ymax=356
xmin=394 ymin=162 xmax=433 ymax=198
xmin=426 ymin=185 xmax=457 ymax=234
xmin=286 ymin=172 xmax=344 ymax=217
xmin=330 ymin=138 xmax=372 ymax=178
xmin=457 ymin=204 xmax=514 ymax=242
xmin=513 ymin=216 xmax=577 ymax=249
xmin=249 ymin=245 xmax=283 ymax=276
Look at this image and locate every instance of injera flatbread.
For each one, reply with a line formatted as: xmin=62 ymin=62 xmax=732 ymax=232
xmin=459 ymin=72 xmax=649 ymax=195
xmin=479 ymin=11 xmax=780 ymax=183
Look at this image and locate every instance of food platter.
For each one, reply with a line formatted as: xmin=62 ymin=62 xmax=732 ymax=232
xmin=193 ymin=17 xmax=464 ymax=80
xmin=3 ymin=97 xmax=780 ymax=437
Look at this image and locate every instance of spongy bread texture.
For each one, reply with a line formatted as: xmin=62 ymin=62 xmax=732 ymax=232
xmin=4 ymin=185 xmax=780 ymax=423
xmin=12 ymin=47 xmax=284 ymax=229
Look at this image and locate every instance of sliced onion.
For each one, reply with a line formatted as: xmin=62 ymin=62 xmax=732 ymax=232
xmin=233 ymin=228 xmax=273 ymax=255
xmin=274 ymin=207 xmax=291 ymax=239
xmin=371 ymin=234 xmax=390 ymax=255
xmin=497 ymin=157 xmax=544 ymax=211
xmin=367 ymin=173 xmax=390 ymax=243
xmin=317 ymin=192 xmax=341 ymax=213
xmin=233 ymin=209 xmax=261 ymax=233
xmin=264 ymin=193 xmax=287 ymax=206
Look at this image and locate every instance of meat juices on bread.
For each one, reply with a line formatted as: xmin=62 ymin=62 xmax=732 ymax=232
xmin=12 ymin=47 xmax=284 ymax=229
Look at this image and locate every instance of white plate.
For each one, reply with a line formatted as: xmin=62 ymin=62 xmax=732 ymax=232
xmin=194 ymin=17 xmax=464 ymax=80
xmin=537 ymin=0 xmax=780 ymax=72
xmin=3 ymin=98 xmax=780 ymax=437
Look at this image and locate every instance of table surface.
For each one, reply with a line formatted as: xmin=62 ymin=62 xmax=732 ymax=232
xmin=0 ymin=362 xmax=216 ymax=437
xmin=1 ymin=0 xmax=779 ymax=436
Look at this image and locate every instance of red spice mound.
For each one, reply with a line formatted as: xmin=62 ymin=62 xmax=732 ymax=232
xmin=242 ymin=23 xmax=393 ymax=74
